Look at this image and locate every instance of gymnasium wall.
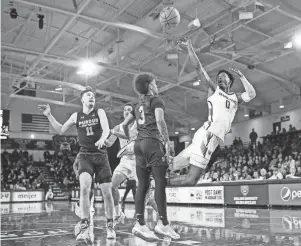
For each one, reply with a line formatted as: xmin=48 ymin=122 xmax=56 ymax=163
xmin=1 ymin=95 xmax=78 ymax=139
xmin=224 ymin=107 xmax=301 ymax=146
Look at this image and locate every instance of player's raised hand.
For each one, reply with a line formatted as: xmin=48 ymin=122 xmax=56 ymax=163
xmin=229 ymin=67 xmax=244 ymax=77
xmin=95 ymin=138 xmax=106 ymax=149
xmin=38 ymin=104 xmax=51 ymax=116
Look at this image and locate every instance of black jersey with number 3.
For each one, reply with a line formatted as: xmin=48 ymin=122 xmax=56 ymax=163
xmin=132 ymin=95 xmax=165 ymax=141
xmin=76 ymin=108 xmax=103 ymax=152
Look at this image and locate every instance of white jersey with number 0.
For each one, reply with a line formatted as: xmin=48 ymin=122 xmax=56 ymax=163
xmin=203 ymin=86 xmax=238 ymax=141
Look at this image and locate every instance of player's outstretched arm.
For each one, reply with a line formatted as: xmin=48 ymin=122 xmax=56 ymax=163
xmin=121 ymin=114 xmax=135 ymax=140
xmin=230 ymin=68 xmax=256 ymax=103
xmin=38 ymin=104 xmax=76 ymax=134
xmin=183 ymin=38 xmax=216 ymax=92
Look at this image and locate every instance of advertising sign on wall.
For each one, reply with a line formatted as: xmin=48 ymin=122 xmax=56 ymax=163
xmin=11 ymin=191 xmax=44 ymax=202
xmin=1 ymin=191 xmax=11 ymax=202
xmin=166 ymin=186 xmax=224 ymax=204
xmin=224 ymin=184 xmax=268 ymax=205
xmin=269 ymin=184 xmax=301 ymax=206
xmin=270 ymin=210 xmax=301 ymax=234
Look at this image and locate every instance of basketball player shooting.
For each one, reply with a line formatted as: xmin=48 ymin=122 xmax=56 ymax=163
xmin=168 ymin=37 xmax=256 ymax=186
xmin=112 ymin=73 xmax=180 ymax=240
xmin=39 ymin=87 xmax=116 ymax=242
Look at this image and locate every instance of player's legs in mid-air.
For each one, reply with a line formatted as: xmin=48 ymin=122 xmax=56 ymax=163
xmin=133 ymin=139 xmax=179 ymax=240
xmin=167 ymin=126 xmax=221 ymax=186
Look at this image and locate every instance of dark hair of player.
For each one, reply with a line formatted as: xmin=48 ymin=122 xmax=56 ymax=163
xmin=80 ymin=86 xmax=94 ymax=99
xmin=216 ymin=70 xmax=234 ymax=88
xmin=133 ymin=73 xmax=156 ymax=95
xmin=124 ymin=103 xmax=134 ymax=110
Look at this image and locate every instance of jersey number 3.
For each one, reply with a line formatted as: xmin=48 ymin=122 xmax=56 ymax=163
xmin=138 ymin=106 xmax=145 ymax=125
xmin=86 ymin=126 xmax=94 ymax=136
xmin=225 ymin=100 xmax=230 ymax=109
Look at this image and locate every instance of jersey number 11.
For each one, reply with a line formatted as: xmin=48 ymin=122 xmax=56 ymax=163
xmin=86 ymin=126 xmax=94 ymax=136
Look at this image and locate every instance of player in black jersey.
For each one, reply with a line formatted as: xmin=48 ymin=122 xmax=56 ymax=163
xmin=39 ymin=87 xmax=115 ymax=242
xmin=112 ymin=73 xmax=180 ymax=240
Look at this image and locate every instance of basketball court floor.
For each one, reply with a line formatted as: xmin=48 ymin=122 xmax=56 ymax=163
xmin=1 ymin=202 xmax=300 ymax=246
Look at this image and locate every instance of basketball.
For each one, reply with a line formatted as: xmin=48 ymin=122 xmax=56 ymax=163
xmin=159 ymin=7 xmax=180 ymax=29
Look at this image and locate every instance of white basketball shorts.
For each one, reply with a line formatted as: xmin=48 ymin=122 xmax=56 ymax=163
xmin=173 ymin=126 xmax=222 ymax=170
xmin=114 ymin=157 xmax=136 ymax=179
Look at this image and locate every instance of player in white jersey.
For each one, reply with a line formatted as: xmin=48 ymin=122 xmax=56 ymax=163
xmin=105 ymin=103 xmax=138 ymax=222
xmin=167 ymin=37 xmax=256 ymax=186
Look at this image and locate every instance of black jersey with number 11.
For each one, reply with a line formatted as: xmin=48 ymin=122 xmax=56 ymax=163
xmin=131 ymin=95 xmax=165 ymax=141
xmin=76 ymin=108 xmax=103 ymax=152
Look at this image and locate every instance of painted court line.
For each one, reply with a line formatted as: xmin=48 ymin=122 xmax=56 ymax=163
xmin=1 ymin=226 xmax=74 ymax=232
xmin=1 ymin=232 xmax=72 ymax=241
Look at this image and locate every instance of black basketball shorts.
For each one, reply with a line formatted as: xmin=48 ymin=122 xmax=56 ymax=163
xmin=134 ymin=138 xmax=168 ymax=169
xmin=78 ymin=150 xmax=112 ymax=184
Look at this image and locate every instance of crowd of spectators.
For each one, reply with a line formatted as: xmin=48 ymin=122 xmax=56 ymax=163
xmin=200 ymin=125 xmax=301 ymax=182
xmin=1 ymin=149 xmax=46 ymax=190
xmin=2 ymin=123 xmax=300 ymax=190
xmin=46 ymin=151 xmax=78 ymax=188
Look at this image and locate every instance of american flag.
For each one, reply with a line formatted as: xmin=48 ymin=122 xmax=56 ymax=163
xmin=21 ymin=114 xmax=49 ymax=132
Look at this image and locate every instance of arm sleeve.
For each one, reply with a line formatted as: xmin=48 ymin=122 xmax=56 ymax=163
xmin=150 ymin=97 xmax=165 ymax=111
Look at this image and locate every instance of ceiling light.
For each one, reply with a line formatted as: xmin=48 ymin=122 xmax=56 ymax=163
xmin=10 ymin=8 xmax=18 ymax=19
xmin=244 ymin=108 xmax=249 ymax=117
xmin=284 ymin=41 xmax=293 ymax=49
xmin=184 ymin=141 xmax=190 ymax=144
xmin=77 ymin=60 xmax=99 ymax=77
xmin=292 ymin=31 xmax=301 ymax=49
xmin=191 ymin=127 xmax=195 ymax=130
xmin=30 ymin=134 xmax=35 ymax=139
xmin=279 ymin=99 xmax=284 ymax=108
xmin=166 ymin=53 xmax=178 ymax=60
xmin=193 ymin=80 xmax=200 ymax=86
xmin=38 ymin=14 xmax=44 ymax=29
xmin=175 ymin=131 xmax=179 ymax=135
xmin=55 ymin=85 xmax=62 ymax=91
